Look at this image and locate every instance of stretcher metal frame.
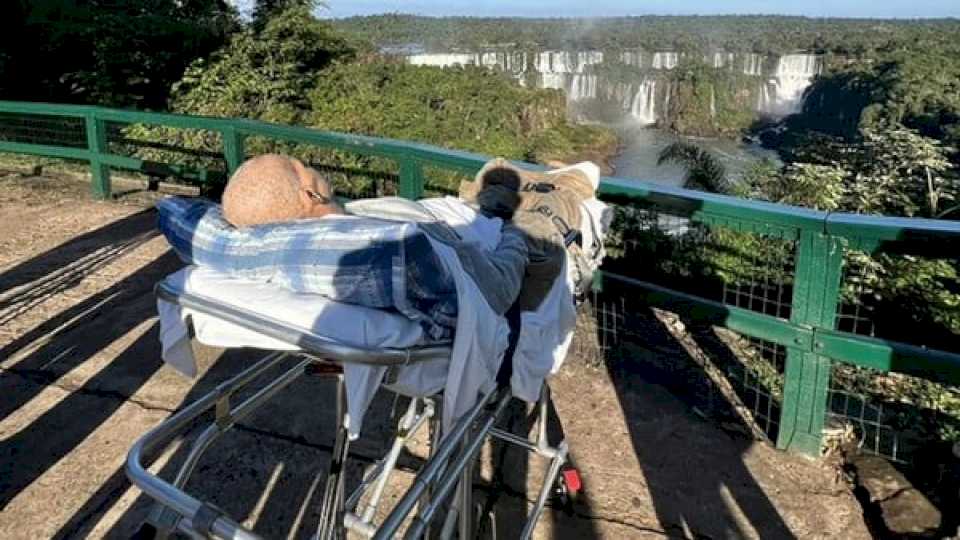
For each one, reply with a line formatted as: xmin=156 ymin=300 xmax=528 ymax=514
xmin=126 ymin=280 xmax=578 ymax=540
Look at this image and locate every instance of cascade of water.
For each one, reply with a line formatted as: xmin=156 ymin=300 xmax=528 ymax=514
xmin=620 ymin=50 xmax=643 ymax=67
xmin=760 ymin=54 xmax=823 ymax=116
xmin=652 ymin=52 xmax=679 ymax=70
xmin=709 ymin=52 xmax=736 ymax=69
xmin=742 ymin=53 xmax=765 ymax=76
xmin=478 ymin=52 xmax=498 ymax=68
xmin=533 ymin=51 xmax=603 ymax=74
xmin=630 ymin=79 xmax=658 ymax=125
xmin=579 ymin=51 xmax=604 ymax=72
xmin=406 ymin=53 xmax=477 ymax=67
xmin=711 ymin=52 xmax=724 ymax=69
xmin=569 ymin=74 xmax=598 ymax=100
xmin=405 ymin=49 xmax=824 ymax=124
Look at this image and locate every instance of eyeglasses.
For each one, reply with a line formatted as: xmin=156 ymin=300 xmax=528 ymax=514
xmin=305 ymin=189 xmax=332 ymax=205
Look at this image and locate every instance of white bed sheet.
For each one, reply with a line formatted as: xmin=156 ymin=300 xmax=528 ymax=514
xmin=157 ymin=266 xmax=445 ymax=437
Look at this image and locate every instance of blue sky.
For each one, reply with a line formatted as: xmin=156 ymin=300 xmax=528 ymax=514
xmin=315 ymin=0 xmax=959 ymax=19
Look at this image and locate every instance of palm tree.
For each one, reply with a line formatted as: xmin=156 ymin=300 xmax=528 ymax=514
xmin=657 ymin=141 xmax=729 ymax=194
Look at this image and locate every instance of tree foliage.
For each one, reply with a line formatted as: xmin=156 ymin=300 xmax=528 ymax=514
xmin=252 ymin=0 xmax=320 ymax=30
xmin=795 ymin=48 xmax=960 ymax=150
xmin=736 ymin=125 xmax=960 ymax=349
xmin=308 ymin=62 xmax=613 ymax=162
xmin=166 ymin=5 xmax=355 ymax=122
xmin=656 ymin=142 xmax=728 ymax=193
xmin=0 ymin=0 xmax=239 ymax=108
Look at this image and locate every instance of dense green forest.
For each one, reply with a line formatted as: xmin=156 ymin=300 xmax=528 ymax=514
xmin=334 ymin=14 xmax=960 ymax=56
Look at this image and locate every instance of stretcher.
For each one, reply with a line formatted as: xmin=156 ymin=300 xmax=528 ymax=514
xmin=126 ymin=277 xmax=581 ymax=540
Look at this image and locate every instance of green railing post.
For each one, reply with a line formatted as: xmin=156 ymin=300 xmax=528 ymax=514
xmin=777 ymin=230 xmax=845 ymax=455
xmin=84 ymin=112 xmax=111 ymax=199
xmin=222 ymin=125 xmax=246 ymax=177
xmin=399 ymin=158 xmax=424 ymax=200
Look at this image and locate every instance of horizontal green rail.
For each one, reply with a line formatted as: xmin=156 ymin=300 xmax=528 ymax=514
xmin=1 ymin=100 xmax=958 ymax=455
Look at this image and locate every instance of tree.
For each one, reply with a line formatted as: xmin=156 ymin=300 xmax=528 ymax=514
xmin=252 ymin=0 xmax=321 ymax=30
xmin=657 ymin=141 xmax=729 ymax=193
xmin=737 ymin=161 xmax=847 ymax=211
xmin=165 ymin=5 xmax=354 ymax=121
xmin=1 ymin=0 xmax=239 ymax=108
xmin=851 ymin=127 xmax=958 ymax=218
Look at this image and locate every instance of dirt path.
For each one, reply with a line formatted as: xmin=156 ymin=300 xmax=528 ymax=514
xmin=0 ymin=172 xmax=870 ymax=539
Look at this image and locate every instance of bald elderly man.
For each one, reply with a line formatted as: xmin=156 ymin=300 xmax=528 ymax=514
xmin=215 ymin=154 xmax=585 ymax=314
xmin=222 ymin=153 xmax=343 ymax=225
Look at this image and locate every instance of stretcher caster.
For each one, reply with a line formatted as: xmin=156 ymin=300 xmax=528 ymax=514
xmin=130 ymin=523 xmax=159 ymax=540
xmin=553 ymin=466 xmax=582 ymax=513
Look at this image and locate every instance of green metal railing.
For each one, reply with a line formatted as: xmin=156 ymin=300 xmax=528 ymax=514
xmin=1 ymin=100 xmax=958 ymax=456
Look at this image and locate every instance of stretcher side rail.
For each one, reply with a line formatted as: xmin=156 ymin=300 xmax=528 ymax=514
xmin=155 ymin=281 xmax=452 ymax=366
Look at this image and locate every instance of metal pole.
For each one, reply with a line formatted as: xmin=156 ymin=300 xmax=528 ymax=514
xmin=374 ymin=390 xmax=503 ymax=539
xmin=402 ymin=394 xmax=512 ymax=540
xmin=317 ymin=374 xmax=351 ymax=540
xmin=84 ymin=112 xmax=111 ymax=199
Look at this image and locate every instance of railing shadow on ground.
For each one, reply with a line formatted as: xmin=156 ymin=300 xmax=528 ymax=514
xmin=0 ymin=208 xmax=157 ymax=299
xmin=82 ymin=358 xmax=442 ymax=539
xmin=597 ymin=300 xmax=797 ymax=539
xmin=0 ymin=217 xmax=168 ymax=425
xmin=0 ymin=250 xmax=181 ymax=510
xmin=55 ymin=347 xmax=356 ymax=539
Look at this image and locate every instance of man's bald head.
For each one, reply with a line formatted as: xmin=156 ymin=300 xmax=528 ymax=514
xmin=222 ymin=154 xmax=341 ymax=227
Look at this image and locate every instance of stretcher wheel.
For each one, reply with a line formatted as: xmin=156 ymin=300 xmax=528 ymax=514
xmin=553 ymin=467 xmax=582 ymax=513
xmin=130 ymin=523 xmax=159 ymax=540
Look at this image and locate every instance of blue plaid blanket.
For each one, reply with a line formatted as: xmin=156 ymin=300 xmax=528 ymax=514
xmin=156 ymin=197 xmax=457 ymax=340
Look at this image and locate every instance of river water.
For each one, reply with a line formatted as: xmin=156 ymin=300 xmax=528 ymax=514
xmin=609 ymin=122 xmax=780 ymax=187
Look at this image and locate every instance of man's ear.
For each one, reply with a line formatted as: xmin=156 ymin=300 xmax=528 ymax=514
xmin=296 ymin=184 xmax=315 ymax=213
xmin=290 ymin=158 xmax=318 ymax=212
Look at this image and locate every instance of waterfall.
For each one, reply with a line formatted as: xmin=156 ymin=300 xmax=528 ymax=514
xmin=652 ymin=52 xmax=679 ymax=70
xmin=620 ymin=50 xmax=643 ymax=67
xmin=534 ymin=51 xmax=602 ymax=73
xmin=758 ymin=54 xmax=823 ymax=116
xmin=539 ymin=73 xmax=566 ymax=90
xmin=743 ymin=53 xmax=765 ymax=76
xmin=711 ymin=52 xmax=724 ymax=68
xmin=568 ymin=74 xmax=598 ymax=100
xmin=403 ymin=49 xmax=822 ymax=123
xmin=709 ymin=52 xmax=735 ymax=69
xmin=407 ymin=53 xmax=477 ymax=67
xmin=630 ymin=79 xmax=658 ymax=125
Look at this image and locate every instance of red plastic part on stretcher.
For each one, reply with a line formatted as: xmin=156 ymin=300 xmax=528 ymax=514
xmin=562 ymin=467 xmax=582 ymax=493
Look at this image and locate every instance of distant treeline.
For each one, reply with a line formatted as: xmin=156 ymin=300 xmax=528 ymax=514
xmin=333 ymin=14 xmax=960 ymax=56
